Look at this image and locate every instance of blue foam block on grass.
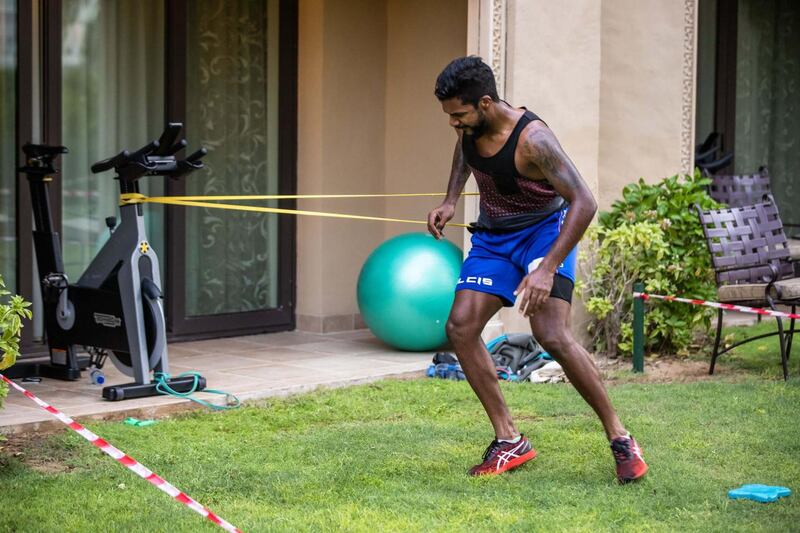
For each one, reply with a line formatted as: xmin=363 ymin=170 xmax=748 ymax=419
xmin=728 ymin=484 xmax=791 ymax=503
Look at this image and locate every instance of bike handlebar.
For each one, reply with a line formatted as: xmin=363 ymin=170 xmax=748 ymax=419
xmin=91 ymin=150 xmax=129 ymax=173
xmin=131 ymin=140 xmax=160 ymax=161
xmin=186 ymin=148 xmax=207 ymax=163
xmin=90 ymin=124 xmax=206 ymax=180
xmin=163 ymin=139 xmax=188 ymax=156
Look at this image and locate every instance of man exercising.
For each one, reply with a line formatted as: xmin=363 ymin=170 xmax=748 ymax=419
xmin=427 ymin=56 xmax=648 ymax=482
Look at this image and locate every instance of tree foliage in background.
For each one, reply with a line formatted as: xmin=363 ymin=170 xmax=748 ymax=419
xmin=0 ymin=274 xmax=32 ymax=408
xmin=578 ymin=171 xmax=720 ymax=357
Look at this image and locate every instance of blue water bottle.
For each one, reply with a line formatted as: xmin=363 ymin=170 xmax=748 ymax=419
xmin=89 ymin=368 xmax=105 ymax=385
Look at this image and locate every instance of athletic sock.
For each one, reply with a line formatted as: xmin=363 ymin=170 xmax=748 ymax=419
xmin=497 ymin=435 xmax=521 ymax=444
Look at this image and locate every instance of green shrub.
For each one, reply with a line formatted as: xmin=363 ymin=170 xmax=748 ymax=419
xmin=1 ymin=274 xmax=32 ymax=408
xmin=578 ymin=171 xmax=719 ymax=357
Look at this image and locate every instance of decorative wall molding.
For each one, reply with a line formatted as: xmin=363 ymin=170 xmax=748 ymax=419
xmin=490 ymin=0 xmax=507 ymax=98
xmin=468 ymin=0 xmax=508 ymax=337
xmin=681 ymin=0 xmax=697 ymax=174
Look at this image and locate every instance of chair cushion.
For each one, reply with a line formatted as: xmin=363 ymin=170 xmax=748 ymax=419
xmin=718 ymin=283 xmax=768 ymax=303
xmin=773 ymin=277 xmax=800 ymax=300
xmin=789 ymin=238 xmax=800 ymax=261
xmin=718 ymin=277 xmax=800 ymax=303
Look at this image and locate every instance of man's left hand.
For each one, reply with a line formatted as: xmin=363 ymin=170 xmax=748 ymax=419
xmin=514 ymin=267 xmax=554 ymax=317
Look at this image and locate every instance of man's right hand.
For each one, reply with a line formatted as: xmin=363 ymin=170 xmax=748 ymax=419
xmin=427 ymin=202 xmax=456 ymax=240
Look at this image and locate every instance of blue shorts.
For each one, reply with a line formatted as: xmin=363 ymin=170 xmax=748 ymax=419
xmin=457 ymin=207 xmax=577 ymax=307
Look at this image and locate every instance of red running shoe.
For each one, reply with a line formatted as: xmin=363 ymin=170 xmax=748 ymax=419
xmin=468 ymin=435 xmax=537 ymax=476
xmin=611 ymin=434 xmax=648 ymax=483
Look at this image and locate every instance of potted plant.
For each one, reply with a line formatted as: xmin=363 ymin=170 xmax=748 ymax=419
xmin=0 ymin=274 xmax=32 ymax=408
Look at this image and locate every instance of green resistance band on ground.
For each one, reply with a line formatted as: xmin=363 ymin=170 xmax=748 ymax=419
xmin=154 ymin=372 xmax=241 ymax=411
xmin=120 ymin=192 xmax=475 ymax=228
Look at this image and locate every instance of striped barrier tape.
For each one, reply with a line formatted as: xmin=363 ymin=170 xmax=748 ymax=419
xmin=0 ymin=374 xmax=242 ymax=533
xmin=632 ymin=292 xmax=800 ymax=320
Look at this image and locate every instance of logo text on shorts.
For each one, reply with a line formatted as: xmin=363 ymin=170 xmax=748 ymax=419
xmin=458 ymin=276 xmax=493 ymax=286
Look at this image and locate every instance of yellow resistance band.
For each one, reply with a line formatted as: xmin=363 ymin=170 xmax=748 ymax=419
xmin=120 ymin=193 xmax=471 ymax=228
xmin=139 ymin=192 xmax=479 ymax=201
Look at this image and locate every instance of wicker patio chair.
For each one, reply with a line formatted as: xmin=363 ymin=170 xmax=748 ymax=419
xmin=707 ymin=166 xmax=772 ymax=207
xmin=707 ymin=167 xmax=800 ymax=268
xmin=696 ymin=195 xmax=800 ymax=380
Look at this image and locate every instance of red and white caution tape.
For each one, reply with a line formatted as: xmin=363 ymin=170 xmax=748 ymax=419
xmin=0 ymin=374 xmax=242 ymax=533
xmin=633 ymin=292 xmax=800 ymax=320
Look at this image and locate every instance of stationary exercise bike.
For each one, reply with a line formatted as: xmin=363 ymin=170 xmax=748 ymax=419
xmin=11 ymin=124 xmax=207 ymax=401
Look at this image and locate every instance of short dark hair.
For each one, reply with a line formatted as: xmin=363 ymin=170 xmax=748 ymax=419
xmin=434 ymin=56 xmax=499 ymax=106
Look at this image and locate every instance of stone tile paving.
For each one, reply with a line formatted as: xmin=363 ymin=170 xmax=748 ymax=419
xmin=0 ymin=330 xmax=430 ymax=434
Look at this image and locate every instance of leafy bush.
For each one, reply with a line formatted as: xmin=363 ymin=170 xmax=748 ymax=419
xmin=578 ymin=171 xmax=719 ymax=357
xmin=1 ymin=274 xmax=32 ymax=408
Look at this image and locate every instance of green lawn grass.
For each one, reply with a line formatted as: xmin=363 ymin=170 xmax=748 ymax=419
xmin=2 ymin=330 xmax=800 ymax=532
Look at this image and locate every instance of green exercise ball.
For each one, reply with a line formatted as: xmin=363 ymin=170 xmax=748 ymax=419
xmin=357 ymin=232 xmax=463 ymax=351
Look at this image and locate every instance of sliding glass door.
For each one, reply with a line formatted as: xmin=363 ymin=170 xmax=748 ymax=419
xmin=184 ymin=0 xmax=280 ymax=316
xmin=733 ymin=0 xmax=799 ymax=223
xmin=0 ymin=0 xmax=15 ymax=291
xmin=166 ymin=0 xmax=295 ymax=338
xmin=60 ymin=0 xmax=165 ymax=281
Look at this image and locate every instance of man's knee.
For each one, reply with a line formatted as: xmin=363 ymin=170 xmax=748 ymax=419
xmin=446 ymin=312 xmax=483 ymax=347
xmin=534 ymin=328 xmax=574 ymax=358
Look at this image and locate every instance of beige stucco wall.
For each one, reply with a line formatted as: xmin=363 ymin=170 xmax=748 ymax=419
xmin=297 ymin=0 xmax=326 ymax=325
xmin=598 ymin=0 xmax=689 ymax=210
xmin=500 ymin=0 xmax=603 ymax=335
xmin=297 ymin=0 xmax=387 ymax=331
xmin=506 ymin=0 xmax=603 ymax=199
xmin=384 ymin=0 xmax=468 ymax=244
xmin=297 ymin=0 xmax=468 ymax=332
xmin=504 ymin=0 xmax=689 ymax=211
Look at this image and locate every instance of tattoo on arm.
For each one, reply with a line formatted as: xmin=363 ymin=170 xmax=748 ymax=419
xmin=445 ymin=139 xmax=470 ymax=204
xmin=520 ymin=127 xmax=597 ymax=273
xmin=522 ymin=129 xmax=583 ymax=196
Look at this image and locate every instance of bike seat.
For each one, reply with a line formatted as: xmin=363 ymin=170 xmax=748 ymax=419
xmin=20 ymin=144 xmax=69 ymax=176
xmin=22 ymin=143 xmax=68 ymax=160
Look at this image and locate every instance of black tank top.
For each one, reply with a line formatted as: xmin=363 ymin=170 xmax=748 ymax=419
xmin=462 ymin=109 xmax=564 ymax=231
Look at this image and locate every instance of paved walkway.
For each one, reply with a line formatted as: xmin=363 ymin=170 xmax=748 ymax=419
xmin=0 ymin=330 xmax=430 ymax=434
